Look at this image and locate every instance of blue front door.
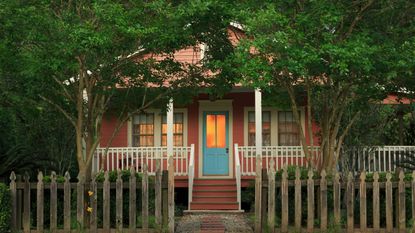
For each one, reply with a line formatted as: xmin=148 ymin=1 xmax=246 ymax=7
xmin=203 ymin=111 xmax=229 ymax=175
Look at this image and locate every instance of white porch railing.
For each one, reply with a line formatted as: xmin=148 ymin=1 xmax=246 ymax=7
xmin=93 ymin=145 xmax=195 ymax=176
xmin=234 ymin=144 xmax=241 ymax=210
xmin=236 ymin=145 xmax=320 ymax=176
xmin=344 ymin=146 xmax=415 ymax=172
xmin=187 ymin=144 xmax=195 ymax=209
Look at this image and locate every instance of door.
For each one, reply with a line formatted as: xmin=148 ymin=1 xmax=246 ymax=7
xmin=203 ymin=111 xmax=229 ymax=175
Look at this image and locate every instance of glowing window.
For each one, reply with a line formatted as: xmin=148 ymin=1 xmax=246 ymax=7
xmin=206 ymin=114 xmax=226 ymax=148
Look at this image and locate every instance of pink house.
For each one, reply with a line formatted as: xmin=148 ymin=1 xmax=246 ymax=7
xmin=94 ymin=26 xmax=413 ymax=211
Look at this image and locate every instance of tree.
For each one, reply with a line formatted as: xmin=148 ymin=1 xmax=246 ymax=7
xmin=233 ymin=0 xmax=415 ymax=171
xmin=1 ymin=0 xmax=234 ymax=180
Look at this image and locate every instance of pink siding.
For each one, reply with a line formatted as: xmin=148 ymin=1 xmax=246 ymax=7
xmin=100 ymin=116 xmax=128 ymax=147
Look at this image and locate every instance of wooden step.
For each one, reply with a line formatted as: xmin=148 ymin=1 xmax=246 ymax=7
xmin=190 ymin=202 xmax=239 ymax=210
xmin=193 ymin=196 xmax=237 ymax=202
xmin=192 ymin=190 xmax=236 ymax=197
xmin=193 ymin=185 xmax=236 ymax=191
xmin=193 ymin=179 xmax=236 ymax=185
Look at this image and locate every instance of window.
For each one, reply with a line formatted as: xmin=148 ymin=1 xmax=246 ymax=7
xmin=206 ymin=114 xmax=226 ymax=148
xmin=161 ymin=113 xmax=184 ymax=146
xmin=278 ymin=111 xmax=300 ymax=146
xmin=248 ymin=111 xmax=271 ymax=146
xmin=132 ymin=113 xmax=154 ymax=147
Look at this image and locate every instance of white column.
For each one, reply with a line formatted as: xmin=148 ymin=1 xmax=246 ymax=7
xmin=254 ymin=88 xmax=262 ymax=233
xmin=167 ymin=98 xmax=174 ymax=157
xmin=255 ymin=89 xmax=262 ymax=156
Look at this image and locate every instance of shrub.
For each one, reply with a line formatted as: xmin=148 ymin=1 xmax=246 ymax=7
xmin=0 ymin=183 xmax=11 ymax=232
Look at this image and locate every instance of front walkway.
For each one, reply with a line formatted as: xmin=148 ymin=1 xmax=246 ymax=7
xmin=176 ymin=213 xmax=254 ymax=233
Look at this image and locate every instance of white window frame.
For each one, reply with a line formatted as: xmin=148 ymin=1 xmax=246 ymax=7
xmin=243 ymin=107 xmax=306 ymax=146
xmin=128 ymin=108 xmax=188 ymax=147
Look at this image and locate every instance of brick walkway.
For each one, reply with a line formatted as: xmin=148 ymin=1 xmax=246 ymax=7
xmin=176 ymin=213 xmax=253 ymax=233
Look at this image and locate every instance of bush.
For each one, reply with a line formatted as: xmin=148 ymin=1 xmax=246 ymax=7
xmin=0 ymin=183 xmax=11 ymax=232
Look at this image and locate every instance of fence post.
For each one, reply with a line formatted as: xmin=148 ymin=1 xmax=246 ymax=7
xmin=143 ymin=164 xmax=149 ymax=232
xmin=412 ymin=171 xmax=415 ymax=232
xmin=103 ymin=171 xmax=110 ymax=231
xmin=320 ymin=170 xmax=327 ymax=231
xmin=386 ymin=173 xmax=393 ymax=233
xmin=50 ymin=171 xmax=58 ymax=233
xmin=307 ymin=169 xmax=314 ymax=233
xmin=162 ymin=170 xmax=168 ymax=229
xmin=373 ymin=172 xmax=380 ymax=232
xmin=398 ymin=171 xmax=406 ymax=232
xmin=360 ymin=171 xmax=367 ymax=231
xmin=294 ymin=167 xmax=302 ymax=231
xmin=16 ymin=175 xmax=23 ymax=230
xmin=346 ymin=172 xmax=354 ymax=233
xmin=155 ymin=159 xmax=162 ymax=226
xmin=129 ymin=167 xmax=137 ymax=233
xmin=10 ymin=172 xmax=17 ymax=231
xmin=23 ymin=173 xmax=30 ymax=233
xmin=77 ymin=175 xmax=85 ymax=228
xmin=261 ymin=168 xmax=268 ymax=232
xmin=333 ymin=171 xmax=341 ymax=225
xmin=281 ymin=167 xmax=288 ymax=233
xmin=267 ymin=160 xmax=276 ymax=233
xmin=89 ymin=175 xmax=97 ymax=233
xmin=37 ymin=171 xmax=44 ymax=233
xmin=168 ymin=156 xmax=175 ymax=233
xmin=255 ymin=156 xmax=262 ymax=233
xmin=64 ymin=172 xmax=71 ymax=233
xmin=116 ymin=171 xmax=123 ymax=232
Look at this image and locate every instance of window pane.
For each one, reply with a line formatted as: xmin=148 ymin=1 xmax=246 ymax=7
xmin=247 ymin=111 xmax=271 ymax=146
xmin=248 ymin=112 xmax=255 ymax=123
xmin=216 ymin=115 xmax=226 ymax=148
xmin=278 ymin=111 xmax=300 ymax=146
xmin=206 ymin=115 xmax=216 ymax=148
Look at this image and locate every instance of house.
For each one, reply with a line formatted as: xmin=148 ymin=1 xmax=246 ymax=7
xmin=94 ymin=26 xmax=414 ymax=211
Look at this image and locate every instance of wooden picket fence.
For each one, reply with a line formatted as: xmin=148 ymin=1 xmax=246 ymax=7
xmin=259 ymin=160 xmax=415 ymax=233
xmin=9 ymin=162 xmax=175 ymax=233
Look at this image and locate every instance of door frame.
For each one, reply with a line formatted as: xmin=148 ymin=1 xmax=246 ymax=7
xmin=198 ymin=100 xmax=233 ymax=179
xmin=202 ymin=111 xmax=229 ymax=176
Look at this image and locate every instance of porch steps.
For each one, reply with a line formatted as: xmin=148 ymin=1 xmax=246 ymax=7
xmin=190 ymin=179 xmax=239 ymax=210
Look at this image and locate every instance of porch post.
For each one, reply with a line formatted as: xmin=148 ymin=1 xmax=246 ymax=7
xmin=255 ymin=88 xmax=262 ymax=232
xmin=166 ymin=98 xmax=174 ymax=233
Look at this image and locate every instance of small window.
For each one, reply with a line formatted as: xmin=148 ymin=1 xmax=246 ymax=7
xmin=278 ymin=111 xmax=300 ymax=146
xmin=248 ymin=111 xmax=271 ymax=146
xmin=161 ymin=113 xmax=184 ymax=146
xmin=132 ymin=113 xmax=154 ymax=147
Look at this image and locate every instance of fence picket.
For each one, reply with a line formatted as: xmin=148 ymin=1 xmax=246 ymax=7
xmin=129 ymin=167 xmax=137 ymax=233
xmin=267 ymin=159 xmax=276 ymax=233
xmin=346 ymin=172 xmax=354 ymax=233
xmin=23 ymin=173 xmax=30 ymax=233
xmin=143 ymin=164 xmax=149 ymax=232
xmin=155 ymin=159 xmax=162 ymax=226
xmin=90 ymin=176 xmax=97 ymax=233
xmin=294 ymin=167 xmax=301 ymax=231
xmin=50 ymin=172 xmax=58 ymax=233
xmin=116 ymin=171 xmax=123 ymax=231
xmin=9 ymin=172 xmax=17 ymax=231
xmin=37 ymin=171 xmax=44 ymax=232
xmin=360 ymin=171 xmax=367 ymax=231
xmin=373 ymin=172 xmax=380 ymax=232
xmin=398 ymin=171 xmax=406 ymax=232
xmin=386 ymin=173 xmax=393 ymax=232
xmin=281 ymin=166 xmax=288 ymax=233
xmin=103 ymin=171 xmax=110 ymax=231
xmin=64 ymin=172 xmax=71 ymax=233
xmin=333 ymin=171 xmax=341 ymax=225
xmin=320 ymin=170 xmax=327 ymax=231
xmin=307 ymin=169 xmax=314 ymax=233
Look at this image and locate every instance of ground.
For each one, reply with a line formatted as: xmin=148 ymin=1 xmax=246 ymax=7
xmin=176 ymin=213 xmax=254 ymax=233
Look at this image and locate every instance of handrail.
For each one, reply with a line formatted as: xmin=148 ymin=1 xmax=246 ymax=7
xmin=188 ymin=144 xmax=195 ymax=210
xmin=234 ymin=143 xmax=241 ymax=210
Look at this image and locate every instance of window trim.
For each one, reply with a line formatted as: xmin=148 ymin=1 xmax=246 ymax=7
xmin=243 ymin=107 xmax=306 ymax=146
xmin=128 ymin=108 xmax=188 ymax=147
